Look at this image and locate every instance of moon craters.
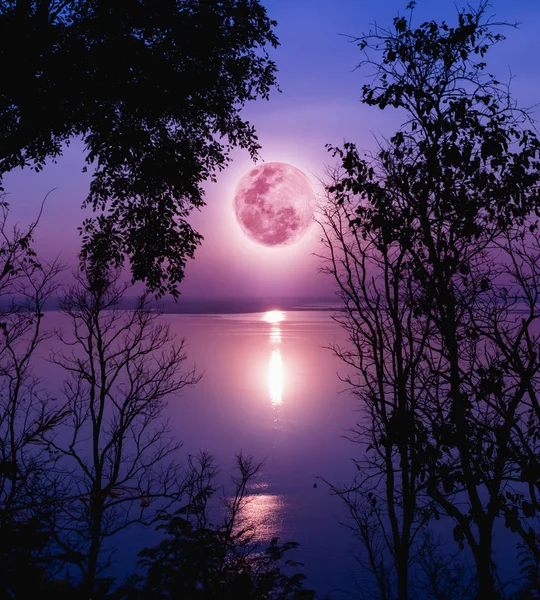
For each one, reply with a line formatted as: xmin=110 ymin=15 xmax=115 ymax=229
xmin=234 ymin=162 xmax=314 ymax=247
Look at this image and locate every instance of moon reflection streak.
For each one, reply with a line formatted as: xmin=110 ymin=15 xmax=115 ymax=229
xmin=268 ymin=348 xmax=283 ymax=405
xmin=270 ymin=325 xmax=281 ymax=343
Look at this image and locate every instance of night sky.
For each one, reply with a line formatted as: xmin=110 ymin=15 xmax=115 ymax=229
xmin=4 ymin=0 xmax=540 ymax=299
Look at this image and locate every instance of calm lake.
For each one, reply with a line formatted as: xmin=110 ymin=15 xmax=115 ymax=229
xmin=35 ymin=308 xmax=361 ymax=598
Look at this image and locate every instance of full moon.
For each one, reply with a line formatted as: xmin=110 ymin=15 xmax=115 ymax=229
xmin=233 ymin=162 xmax=315 ymax=247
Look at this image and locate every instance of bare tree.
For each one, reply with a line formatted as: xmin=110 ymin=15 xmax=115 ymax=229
xmin=0 ymin=198 xmax=65 ymax=595
xmin=411 ymin=531 xmax=474 ymax=600
xmin=45 ymin=273 xmax=200 ymax=596
xmin=486 ymin=231 xmax=540 ymax=562
xmin=321 ymin=171 xmax=540 ymax=600
xmin=318 ymin=182 xmax=438 ymax=599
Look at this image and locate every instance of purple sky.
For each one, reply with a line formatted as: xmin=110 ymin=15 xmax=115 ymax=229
xmin=4 ymin=0 xmax=540 ymax=299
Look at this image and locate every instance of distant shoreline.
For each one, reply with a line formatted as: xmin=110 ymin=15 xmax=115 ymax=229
xmin=156 ymin=297 xmax=340 ymax=314
xmin=3 ymin=295 xmax=535 ymax=315
xmin=2 ymin=296 xmax=340 ymax=315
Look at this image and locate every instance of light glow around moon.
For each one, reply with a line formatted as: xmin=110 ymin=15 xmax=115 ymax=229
xmin=234 ymin=162 xmax=315 ymax=247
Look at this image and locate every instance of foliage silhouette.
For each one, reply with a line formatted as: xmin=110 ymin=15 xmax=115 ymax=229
xmin=322 ymin=2 xmax=540 ymax=598
xmin=0 ymin=0 xmax=279 ymax=296
xmin=128 ymin=453 xmax=316 ymax=600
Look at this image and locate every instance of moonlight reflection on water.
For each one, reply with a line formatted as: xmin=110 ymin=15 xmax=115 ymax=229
xmin=269 ymin=349 xmax=283 ymax=406
xmin=241 ymin=493 xmax=288 ymax=542
xmin=32 ymin=310 xmax=357 ymax=596
xmin=265 ymin=311 xmax=285 ymax=406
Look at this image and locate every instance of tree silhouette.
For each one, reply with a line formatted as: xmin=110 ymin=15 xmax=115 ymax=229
xmin=0 ymin=0 xmax=279 ymax=296
xmin=131 ymin=453 xmax=316 ymax=600
xmin=319 ymin=178 xmax=435 ymax=599
xmin=45 ymin=272 xmax=200 ymax=596
xmin=0 ymin=200 xmax=65 ymax=597
xmin=322 ymin=2 xmax=540 ymax=598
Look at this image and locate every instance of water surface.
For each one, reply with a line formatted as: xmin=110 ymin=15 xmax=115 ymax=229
xmin=37 ymin=309 xmax=361 ymax=597
xmin=163 ymin=310 xmax=359 ymax=597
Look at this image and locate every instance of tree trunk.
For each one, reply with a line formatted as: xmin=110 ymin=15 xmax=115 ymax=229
xmin=397 ymin=552 xmax=409 ymax=600
xmin=85 ymin=496 xmax=103 ymax=597
xmin=476 ymin=556 xmax=497 ymax=599
xmin=475 ymin=531 xmax=499 ymax=600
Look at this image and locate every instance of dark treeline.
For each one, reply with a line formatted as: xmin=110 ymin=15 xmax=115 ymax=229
xmin=319 ymin=1 xmax=540 ymax=599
